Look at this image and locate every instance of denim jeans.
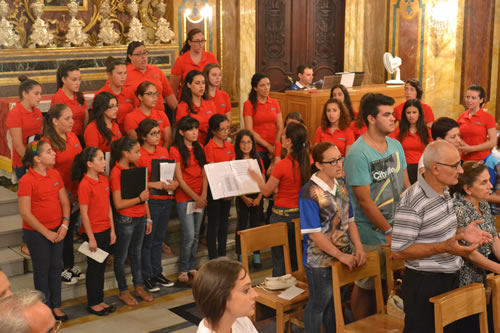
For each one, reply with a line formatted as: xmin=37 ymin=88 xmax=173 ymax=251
xmin=24 ymin=228 xmax=63 ymax=309
xmin=235 ymin=196 xmax=263 ymax=254
xmin=176 ymin=201 xmax=204 ymax=273
xmin=83 ymin=229 xmax=110 ymax=306
xmin=304 ymin=266 xmax=336 ymax=332
xmin=207 ymin=198 xmax=232 ymax=259
xmin=269 ymin=207 xmax=299 ymax=276
xmin=142 ymin=199 xmax=174 ymax=279
xmin=113 ymin=214 xmax=146 ymax=291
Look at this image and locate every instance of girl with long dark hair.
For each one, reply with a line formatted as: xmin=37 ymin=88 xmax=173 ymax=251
xmin=330 ymin=84 xmax=357 ymax=121
xmin=393 ymin=79 xmax=435 ymax=127
xmin=203 ymin=63 xmax=232 ymax=123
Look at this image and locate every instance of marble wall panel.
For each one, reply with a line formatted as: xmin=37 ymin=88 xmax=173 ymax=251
xmin=344 ymin=0 xmax=364 ymax=72
xmin=220 ymin=0 xmax=239 ymax=105
xmin=363 ymin=0 xmax=387 ymax=84
xmin=239 ymin=0 xmax=256 ymax=123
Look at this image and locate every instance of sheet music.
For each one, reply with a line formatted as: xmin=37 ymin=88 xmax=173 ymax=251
xmin=230 ymin=159 xmax=262 ymax=195
xmin=186 ymin=201 xmax=204 ymax=214
xmin=204 ymin=163 xmax=239 ymax=199
xmin=339 ymin=72 xmax=355 ymax=88
xmin=159 ymin=162 xmax=176 ymax=195
xmin=78 ymin=241 xmax=109 ymax=263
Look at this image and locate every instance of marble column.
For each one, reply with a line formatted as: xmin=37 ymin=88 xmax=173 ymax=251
xmin=238 ymin=0 xmax=255 ymax=126
xmin=344 ymin=0 xmax=365 ymax=73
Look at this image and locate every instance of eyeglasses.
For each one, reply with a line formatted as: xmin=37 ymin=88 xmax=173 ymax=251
xmin=320 ymin=156 xmax=344 ymax=166
xmin=191 ymin=39 xmax=206 ymax=44
xmin=148 ymin=131 xmax=162 ymax=136
xmin=217 ymin=127 xmax=230 ymax=133
xmin=131 ymin=51 xmax=149 ymax=57
xmin=435 ymin=161 xmax=462 ymax=170
xmin=108 ymin=103 xmax=120 ymax=109
xmin=144 ymin=92 xmax=160 ymax=97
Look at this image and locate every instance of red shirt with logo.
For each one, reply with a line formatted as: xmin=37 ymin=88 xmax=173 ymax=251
xmin=458 ymin=108 xmax=496 ymax=161
xmin=390 ymin=128 xmax=432 ymax=164
xmin=123 ymin=108 xmax=170 ymax=147
xmin=83 ymin=120 xmax=122 ymax=152
xmin=78 ymin=174 xmax=111 ymax=233
xmin=394 ymin=101 xmax=435 ymax=123
xmin=210 ymin=89 xmax=231 ymax=116
xmin=170 ymin=145 xmax=204 ymax=203
xmin=204 ymin=139 xmax=235 ymax=163
xmin=243 ymin=98 xmax=281 ymax=152
xmin=51 ymin=88 xmax=88 ymax=136
xmin=314 ymin=127 xmax=355 ymax=156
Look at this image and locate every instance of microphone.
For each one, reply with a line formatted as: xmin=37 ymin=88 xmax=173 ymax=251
xmin=313 ymin=79 xmax=323 ymax=88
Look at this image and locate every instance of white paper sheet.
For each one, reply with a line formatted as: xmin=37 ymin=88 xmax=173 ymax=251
xmin=159 ymin=162 xmax=176 ymax=195
xmin=339 ymin=72 xmax=355 ymax=88
xmin=230 ymin=159 xmax=262 ymax=195
xmin=77 ymin=241 xmax=109 ymax=263
xmin=278 ymin=285 xmax=305 ymax=300
xmin=204 ymin=162 xmax=239 ymax=199
xmin=186 ymin=201 xmax=204 ymax=214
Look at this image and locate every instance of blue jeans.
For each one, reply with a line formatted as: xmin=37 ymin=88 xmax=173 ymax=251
xmin=304 ymin=266 xmax=336 ymax=332
xmin=176 ymin=201 xmax=204 ymax=273
xmin=269 ymin=207 xmax=299 ymax=276
xmin=113 ymin=214 xmax=146 ymax=291
xmin=142 ymin=199 xmax=174 ymax=279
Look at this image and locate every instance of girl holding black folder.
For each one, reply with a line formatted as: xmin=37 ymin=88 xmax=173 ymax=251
xmin=109 ymin=136 xmax=153 ymax=306
xmin=170 ymin=116 xmax=208 ymax=283
xmin=136 ymin=119 xmax=178 ymax=292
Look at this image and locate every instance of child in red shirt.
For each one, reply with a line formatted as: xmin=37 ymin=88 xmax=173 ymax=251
xmin=330 ymin=84 xmax=358 ymax=122
xmin=203 ymin=63 xmax=232 ymax=123
xmin=18 ymin=140 xmax=71 ymax=321
xmin=84 ymin=92 xmax=122 ymax=152
xmin=73 ymin=146 xmax=116 ymax=316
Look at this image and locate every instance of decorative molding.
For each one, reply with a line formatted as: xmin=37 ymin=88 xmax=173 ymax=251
xmin=263 ymin=0 xmax=285 ymax=59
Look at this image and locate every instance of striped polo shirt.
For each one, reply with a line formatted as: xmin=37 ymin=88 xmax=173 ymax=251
xmin=392 ymin=174 xmax=463 ymax=273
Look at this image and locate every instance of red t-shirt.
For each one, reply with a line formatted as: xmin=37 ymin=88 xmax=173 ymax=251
xmin=170 ymin=145 xmax=204 ymax=203
xmin=78 ymin=174 xmax=111 ymax=233
xmin=18 ymin=168 xmax=64 ymax=231
xmin=176 ymin=99 xmax=216 ymax=145
xmin=458 ymin=108 xmax=496 ymax=161
xmin=93 ymin=82 xmax=136 ymax=129
xmin=394 ymin=101 xmax=435 ymax=123
xmin=243 ymin=98 xmax=281 ymax=152
xmin=83 ymin=120 xmax=122 ymax=152
xmin=349 ymin=122 xmax=367 ymax=140
xmin=123 ymin=108 xmax=171 ymax=147
xmin=210 ymin=89 xmax=231 ymax=116
xmin=123 ymin=64 xmax=174 ymax=112
xmin=109 ymin=162 xmax=147 ymax=217
xmin=51 ymin=88 xmax=88 ymax=136
xmin=204 ymin=139 xmax=235 ymax=163
xmin=43 ymin=132 xmax=82 ymax=195
xmin=314 ymin=127 xmax=355 ymax=156
xmin=390 ymin=128 xmax=432 ymax=164
xmin=271 ymin=155 xmax=302 ymax=209
xmin=136 ymin=146 xmax=173 ymax=201
xmin=6 ymin=104 xmax=43 ymax=168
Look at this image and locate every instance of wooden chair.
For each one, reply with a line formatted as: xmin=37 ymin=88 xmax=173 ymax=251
xmin=429 ymin=283 xmax=488 ymax=333
xmin=487 ymin=274 xmax=500 ymax=332
xmin=291 ymin=218 xmax=306 ymax=282
xmin=495 ymin=215 xmax=500 ymax=233
xmin=238 ymin=223 xmax=309 ymax=333
xmin=383 ymin=247 xmax=405 ymax=294
xmin=330 ymin=250 xmax=404 ymax=332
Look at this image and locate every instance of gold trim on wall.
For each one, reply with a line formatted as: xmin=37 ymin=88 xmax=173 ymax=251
xmin=43 ymin=0 xmax=88 ymax=11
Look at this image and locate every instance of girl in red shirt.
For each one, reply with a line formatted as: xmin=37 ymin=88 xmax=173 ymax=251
xmin=314 ymin=98 xmax=354 ymax=156
xmin=6 ymin=76 xmax=43 ymax=180
xmin=393 ymin=79 xmax=435 ymax=128
xmin=391 ymin=99 xmax=431 ymax=184
xmin=249 ymin=123 xmax=311 ymax=276
xmin=124 ymin=81 xmax=172 ymax=148
xmin=72 ymin=146 xmax=116 ymax=316
xmin=203 ymin=63 xmax=232 ymax=123
xmin=136 ymin=119 xmax=178 ymax=292
xmin=204 ymin=114 xmax=235 ymax=260
xmin=330 ymin=84 xmax=357 ymax=121
xmin=176 ymin=70 xmax=216 ymax=145
xmin=84 ymin=92 xmax=122 ymax=152
xmin=42 ymin=104 xmax=84 ymax=284
xmin=109 ymin=136 xmax=152 ymax=305
xmin=51 ymin=63 xmax=88 ymax=140
xmin=18 ymin=140 xmax=71 ymax=321
xmin=171 ymin=116 xmax=208 ymax=283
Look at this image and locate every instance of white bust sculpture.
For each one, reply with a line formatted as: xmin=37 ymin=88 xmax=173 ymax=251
xmin=28 ymin=1 xmax=55 ymax=48
xmin=97 ymin=0 xmax=120 ymax=45
xmin=127 ymin=0 xmax=147 ymax=43
xmin=154 ymin=1 xmax=174 ymax=44
xmin=65 ymin=0 xmax=89 ymax=46
xmin=0 ymin=0 xmax=21 ymax=48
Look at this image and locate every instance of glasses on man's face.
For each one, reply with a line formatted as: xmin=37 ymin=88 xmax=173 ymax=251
xmin=144 ymin=92 xmax=160 ymax=97
xmin=320 ymin=156 xmax=344 ymax=166
xmin=108 ymin=103 xmax=120 ymax=109
xmin=148 ymin=131 xmax=162 ymax=137
xmin=435 ymin=161 xmax=462 ymax=170
xmin=191 ymin=39 xmax=206 ymax=44
xmin=132 ymin=51 xmax=149 ymax=57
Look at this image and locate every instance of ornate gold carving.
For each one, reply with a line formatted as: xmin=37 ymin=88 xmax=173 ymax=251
xmin=0 ymin=0 xmax=21 ymax=48
xmin=43 ymin=0 xmax=88 ymax=12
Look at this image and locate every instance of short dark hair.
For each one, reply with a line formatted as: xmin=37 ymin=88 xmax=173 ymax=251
xmin=467 ymin=84 xmax=487 ymax=107
xmin=405 ymin=79 xmax=423 ymax=100
xmin=137 ymin=118 xmax=159 ymax=145
xmin=126 ymin=41 xmax=145 ymax=64
xmin=296 ymin=64 xmax=312 ymax=75
xmin=430 ymin=117 xmax=459 ymax=140
xmin=360 ymin=93 xmax=395 ymax=126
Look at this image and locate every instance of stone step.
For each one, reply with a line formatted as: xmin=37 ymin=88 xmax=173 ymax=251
xmin=0 ymin=214 xmax=23 ymax=248
xmin=0 ymin=186 xmax=18 ymax=217
xmin=0 ymin=247 xmax=24 ymax=277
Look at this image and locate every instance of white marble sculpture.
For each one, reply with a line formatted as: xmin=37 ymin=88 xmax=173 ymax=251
xmin=127 ymin=0 xmax=147 ymax=43
xmin=154 ymin=1 xmax=174 ymax=44
xmin=65 ymin=0 xmax=89 ymax=46
xmin=0 ymin=0 xmax=21 ymax=48
xmin=28 ymin=1 xmax=55 ymax=48
xmin=97 ymin=0 xmax=120 ymax=45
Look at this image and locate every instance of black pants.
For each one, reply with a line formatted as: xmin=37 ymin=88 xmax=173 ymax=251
xmin=402 ymin=268 xmax=459 ymax=333
xmin=24 ymin=228 xmax=63 ymax=309
xmin=407 ymin=164 xmax=419 ymax=185
xmin=83 ymin=229 xmax=110 ymax=307
xmin=235 ymin=196 xmax=263 ymax=255
xmin=63 ymin=209 xmax=80 ymax=269
xmin=207 ymin=197 xmax=232 ymax=259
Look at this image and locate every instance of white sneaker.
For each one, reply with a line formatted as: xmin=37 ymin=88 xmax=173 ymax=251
xmin=69 ymin=266 xmax=85 ymax=280
xmin=61 ymin=270 xmax=78 ymax=285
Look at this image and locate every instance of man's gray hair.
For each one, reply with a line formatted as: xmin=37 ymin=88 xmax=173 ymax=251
xmin=422 ymin=140 xmax=456 ymax=170
xmin=0 ymin=290 xmax=44 ymax=333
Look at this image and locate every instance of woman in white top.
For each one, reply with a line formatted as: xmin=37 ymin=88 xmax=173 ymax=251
xmin=192 ymin=258 xmax=258 ymax=333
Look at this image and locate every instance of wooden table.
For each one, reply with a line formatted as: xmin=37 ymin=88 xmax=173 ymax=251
xmin=270 ymin=84 xmax=406 ymax=141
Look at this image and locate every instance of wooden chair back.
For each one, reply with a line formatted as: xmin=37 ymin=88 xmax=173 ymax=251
xmin=383 ymin=247 xmax=405 ymax=294
xmin=238 ymin=222 xmax=292 ymax=275
xmin=429 ymin=283 xmax=488 ymax=333
xmin=495 ymin=215 xmax=500 ymax=233
xmin=291 ymin=218 xmax=306 ymax=282
xmin=487 ymin=274 xmax=500 ymax=332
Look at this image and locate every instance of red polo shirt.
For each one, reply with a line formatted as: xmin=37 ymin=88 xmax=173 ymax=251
xmin=458 ymin=108 xmax=496 ymax=161
xmin=18 ymin=168 xmax=64 ymax=231
xmin=349 ymin=122 xmax=367 ymax=140
xmin=123 ymin=108 xmax=170 ymax=147
xmin=390 ymin=128 xmax=432 ymax=164
xmin=176 ymin=99 xmax=216 ymax=145
xmin=271 ymin=155 xmax=302 ymax=209
xmin=136 ymin=146 xmax=174 ymax=200
xmin=210 ymin=89 xmax=231 ymax=116
xmin=170 ymin=145 xmax=204 ymax=203
xmin=394 ymin=101 xmax=435 ymax=123
xmin=204 ymin=139 xmax=235 ymax=163
xmin=93 ymin=82 xmax=136 ymax=128
xmin=123 ymin=64 xmax=174 ymax=112
xmin=83 ymin=120 xmax=122 ymax=152
xmin=6 ymin=104 xmax=43 ymax=168
xmin=51 ymin=88 xmax=88 ymax=136
xmin=43 ymin=132 xmax=82 ymax=195
xmin=78 ymin=174 xmax=111 ymax=233
xmin=314 ymin=127 xmax=354 ymax=156
xmin=110 ymin=163 xmax=147 ymax=217
xmin=243 ymin=98 xmax=281 ymax=152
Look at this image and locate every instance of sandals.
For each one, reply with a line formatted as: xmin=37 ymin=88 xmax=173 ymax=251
xmin=178 ymin=272 xmax=189 ymax=283
xmin=21 ymin=244 xmax=30 ymax=256
xmin=134 ymin=286 xmax=153 ymax=302
xmin=119 ymin=290 xmax=138 ymax=306
xmin=162 ymin=243 xmax=173 ymax=254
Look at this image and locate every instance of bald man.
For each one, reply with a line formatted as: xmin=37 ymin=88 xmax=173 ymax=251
xmin=392 ymin=140 xmax=492 ymax=333
xmin=0 ymin=270 xmax=13 ymax=299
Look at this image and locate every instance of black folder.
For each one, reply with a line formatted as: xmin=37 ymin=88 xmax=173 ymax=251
xmin=150 ymin=159 xmax=176 ymax=196
xmin=120 ymin=167 xmax=147 ymax=199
